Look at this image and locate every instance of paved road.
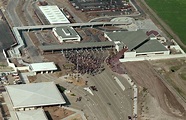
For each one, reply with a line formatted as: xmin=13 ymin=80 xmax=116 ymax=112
xmin=6 ymin=0 xmax=22 ymax=26
xmin=5 ymin=2 xmax=23 ymax=32
xmin=24 ymin=0 xmax=36 ymax=26
xmin=6 ymin=0 xmax=43 ymax=62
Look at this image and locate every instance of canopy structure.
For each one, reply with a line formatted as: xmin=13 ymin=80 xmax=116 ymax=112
xmin=29 ymin=62 xmax=57 ymax=72
xmin=16 ymin=109 xmax=48 ymax=120
xmin=39 ymin=5 xmax=70 ymax=24
xmin=6 ymin=82 xmax=66 ymax=109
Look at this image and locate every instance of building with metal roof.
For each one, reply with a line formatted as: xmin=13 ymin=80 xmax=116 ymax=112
xmin=5 ymin=82 xmax=66 ymax=109
xmin=53 ymin=26 xmax=81 ymax=43
xmin=39 ymin=5 xmax=70 ymax=24
xmin=29 ymin=62 xmax=57 ymax=74
xmin=105 ymin=30 xmax=149 ymax=51
xmin=16 ymin=109 xmax=48 ymax=120
xmin=104 ymin=30 xmax=170 ymax=58
xmin=136 ymin=39 xmax=168 ymax=53
xmin=39 ymin=41 xmax=115 ymax=53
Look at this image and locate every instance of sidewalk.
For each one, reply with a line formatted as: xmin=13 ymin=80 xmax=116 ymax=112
xmin=2 ymin=92 xmax=18 ymax=120
xmin=122 ymin=74 xmax=138 ymax=119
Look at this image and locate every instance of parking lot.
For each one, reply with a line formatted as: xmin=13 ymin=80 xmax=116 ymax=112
xmin=70 ymin=0 xmax=129 ymax=12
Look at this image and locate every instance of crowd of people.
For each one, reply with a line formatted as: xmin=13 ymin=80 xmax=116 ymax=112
xmin=64 ymin=49 xmax=107 ymax=75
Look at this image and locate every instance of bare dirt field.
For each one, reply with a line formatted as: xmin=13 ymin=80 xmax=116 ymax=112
xmin=150 ymin=58 xmax=186 ymax=106
xmin=0 ymin=104 xmax=10 ymax=118
xmin=44 ymin=106 xmax=75 ymax=120
xmin=124 ymin=61 xmax=186 ymax=120
xmin=67 ymin=114 xmax=83 ymax=120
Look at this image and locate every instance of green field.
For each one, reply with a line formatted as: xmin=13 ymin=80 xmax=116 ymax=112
xmin=145 ymin=0 xmax=186 ymax=44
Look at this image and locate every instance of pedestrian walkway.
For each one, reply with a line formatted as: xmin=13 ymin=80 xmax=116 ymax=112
xmin=120 ymin=54 xmax=186 ymax=62
xmin=19 ymin=72 xmax=35 ymax=84
xmin=2 ymin=92 xmax=18 ymax=120
xmin=114 ymin=76 xmax=125 ymax=91
xmin=122 ymin=74 xmax=138 ymax=119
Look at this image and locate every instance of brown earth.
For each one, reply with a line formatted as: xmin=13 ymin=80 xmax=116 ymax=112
xmin=150 ymin=59 xmax=186 ymax=109
xmin=124 ymin=61 xmax=186 ymax=119
xmin=44 ymin=106 xmax=75 ymax=120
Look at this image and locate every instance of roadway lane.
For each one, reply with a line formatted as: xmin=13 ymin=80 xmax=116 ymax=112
xmin=6 ymin=0 xmax=22 ymax=26
xmin=131 ymin=0 xmax=145 ymax=16
xmin=24 ymin=0 xmax=36 ymax=26
xmin=90 ymin=70 xmax=133 ymax=119
xmin=64 ymin=6 xmax=83 ymax=23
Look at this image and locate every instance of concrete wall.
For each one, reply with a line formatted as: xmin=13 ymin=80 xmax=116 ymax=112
xmin=136 ymin=50 xmax=170 ymax=57
xmin=124 ymin=51 xmax=136 ymax=58
xmin=3 ymin=50 xmax=17 ymax=72
xmin=17 ymin=66 xmax=29 ymax=71
xmin=104 ymin=33 xmax=112 ymax=41
xmin=120 ymin=54 xmax=186 ymax=62
xmin=170 ymin=45 xmax=185 ymax=54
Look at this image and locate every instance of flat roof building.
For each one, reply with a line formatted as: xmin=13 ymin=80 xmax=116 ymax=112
xmin=39 ymin=5 xmax=70 ymax=24
xmin=29 ymin=62 xmax=57 ymax=74
xmin=53 ymin=26 xmax=81 ymax=43
xmin=16 ymin=109 xmax=48 ymax=120
xmin=5 ymin=82 xmax=66 ymax=109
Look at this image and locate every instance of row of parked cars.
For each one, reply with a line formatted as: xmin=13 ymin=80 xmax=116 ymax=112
xmin=0 ymin=73 xmax=9 ymax=85
xmin=0 ymin=72 xmax=23 ymax=85
xmin=12 ymin=72 xmax=23 ymax=85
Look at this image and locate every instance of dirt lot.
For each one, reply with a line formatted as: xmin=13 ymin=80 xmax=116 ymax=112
xmin=44 ymin=106 xmax=75 ymax=120
xmin=124 ymin=61 xmax=186 ymax=120
xmin=150 ymin=58 xmax=186 ymax=106
xmin=67 ymin=114 xmax=83 ymax=120
xmin=0 ymin=104 xmax=10 ymax=118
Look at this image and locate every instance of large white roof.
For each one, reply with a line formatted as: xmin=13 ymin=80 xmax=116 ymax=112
xmin=39 ymin=5 xmax=70 ymax=24
xmin=29 ymin=62 xmax=57 ymax=72
xmin=6 ymin=82 xmax=66 ymax=108
xmin=16 ymin=109 xmax=48 ymax=120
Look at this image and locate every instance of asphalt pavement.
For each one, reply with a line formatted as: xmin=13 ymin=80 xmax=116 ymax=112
xmin=67 ymin=68 xmax=133 ymax=120
xmin=6 ymin=0 xmax=22 ymax=26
